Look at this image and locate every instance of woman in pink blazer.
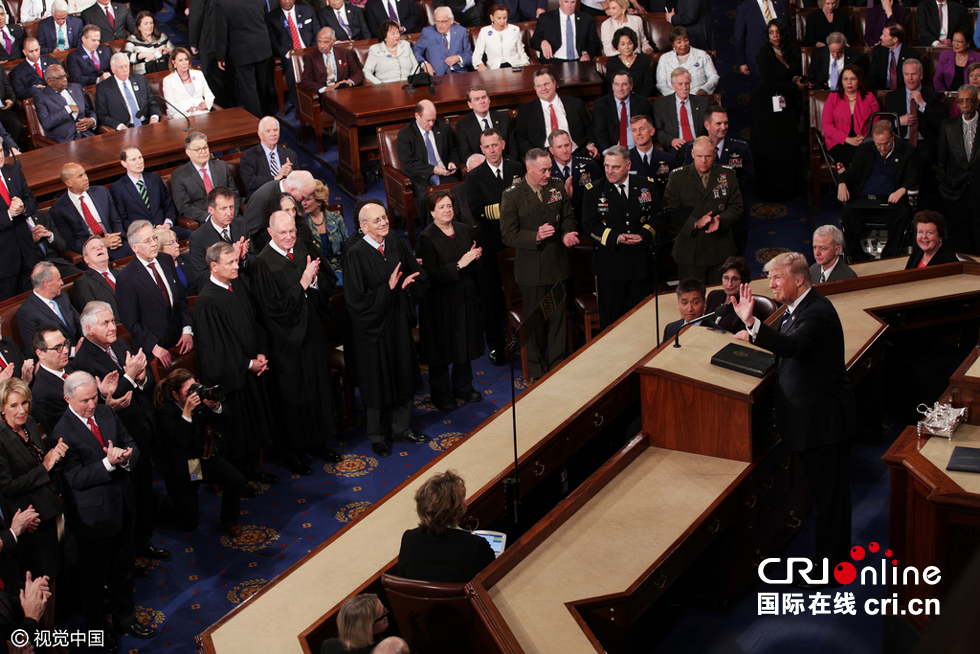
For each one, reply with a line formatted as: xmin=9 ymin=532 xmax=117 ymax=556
xmin=822 ymin=64 xmax=879 ymax=167
xmin=934 ymin=29 xmax=980 ymax=93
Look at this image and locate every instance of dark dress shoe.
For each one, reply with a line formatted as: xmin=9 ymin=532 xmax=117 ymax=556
xmin=433 ymin=397 xmax=457 ymax=412
xmin=393 ymin=429 xmax=430 ymax=444
xmin=284 ymin=456 xmax=313 ymax=476
xmin=455 ymin=389 xmax=482 ymax=403
xmin=372 ymin=441 xmax=392 ymax=457
xmin=254 ymin=471 xmax=280 ymax=485
xmin=241 ymin=483 xmax=259 ymax=499
xmin=138 ymin=544 xmax=171 ymax=559
xmin=226 ymin=525 xmax=243 ymax=538
xmin=123 ymin=622 xmax=155 ymax=638
xmin=319 ymin=447 xmax=342 ymax=463
xmin=488 ymin=349 xmax=506 ymax=365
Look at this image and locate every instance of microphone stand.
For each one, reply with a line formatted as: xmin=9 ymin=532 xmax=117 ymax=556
xmin=673 ymin=305 xmax=733 ymax=348
xmin=153 ymin=94 xmax=196 ymax=132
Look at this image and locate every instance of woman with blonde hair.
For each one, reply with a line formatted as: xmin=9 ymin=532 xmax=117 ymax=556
xmin=320 ymin=593 xmax=390 ymax=654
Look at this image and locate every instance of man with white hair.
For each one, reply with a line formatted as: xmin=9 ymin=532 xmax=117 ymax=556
xmin=94 ymin=52 xmax=161 ymax=130
xmin=345 ymin=201 xmax=430 ymax=458
xmin=54 ymin=370 xmax=152 ymax=648
xmin=239 ymin=116 xmax=299 ymax=198
xmin=663 ymin=135 xmax=743 ymax=283
xmin=652 ymin=68 xmax=709 ymax=155
xmin=243 ymin=169 xmax=317 ymax=237
xmin=810 ymin=225 xmax=856 ymax=283
xmin=412 ymin=7 xmax=472 ymax=75
xmin=733 ymin=251 xmax=855 ymax=580
xmin=35 ymin=1 xmax=80 ymax=52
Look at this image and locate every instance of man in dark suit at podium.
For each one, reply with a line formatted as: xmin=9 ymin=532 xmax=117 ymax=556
xmin=733 ymin=251 xmax=855 ymax=574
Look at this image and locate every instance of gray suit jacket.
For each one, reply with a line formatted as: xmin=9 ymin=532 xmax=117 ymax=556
xmin=653 ymin=93 xmax=710 ymax=154
xmin=810 ymin=260 xmax=857 ymax=283
xmin=170 ymin=159 xmax=242 ymax=224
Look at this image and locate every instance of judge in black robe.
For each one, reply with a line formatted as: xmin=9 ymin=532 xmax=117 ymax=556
xmin=193 ymin=242 xmax=277 ymax=485
xmin=345 ymin=202 xmax=430 ymax=457
xmin=415 ymin=209 xmax=484 ymax=412
xmin=253 ymin=211 xmax=341 ymax=473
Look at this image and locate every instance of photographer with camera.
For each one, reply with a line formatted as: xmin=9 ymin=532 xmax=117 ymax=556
xmin=152 ymin=368 xmax=246 ymax=537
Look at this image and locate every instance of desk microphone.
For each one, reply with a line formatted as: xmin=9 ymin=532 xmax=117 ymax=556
xmin=673 ymin=304 xmax=733 ymax=348
xmin=153 ymin=95 xmax=196 ymax=132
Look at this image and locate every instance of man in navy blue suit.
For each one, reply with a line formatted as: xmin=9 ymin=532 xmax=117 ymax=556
xmin=37 ymin=0 xmax=83 ymax=54
xmin=54 ymin=371 xmax=154 ymax=650
xmin=412 ymin=7 xmax=472 ymax=75
xmin=734 ymin=0 xmax=789 ymax=77
xmin=10 ymin=37 xmax=57 ymax=100
xmin=95 ymin=53 xmax=162 ymax=131
xmin=0 ymin=147 xmax=40 ymax=301
xmin=318 ymin=0 xmax=370 ymax=42
xmin=363 ymin=0 xmax=421 ymax=36
xmin=267 ymin=0 xmax=321 ymax=94
xmin=116 ymin=220 xmax=193 ymax=367
xmin=16 ymin=262 xmax=81 ymax=357
xmin=65 ymin=25 xmax=112 ymax=87
xmin=502 ymin=0 xmax=546 ymax=23
xmin=80 ymin=0 xmax=136 ymax=42
xmin=32 ymin=64 xmax=97 ymax=143
xmin=111 ymin=146 xmax=190 ymax=239
xmin=49 ymin=163 xmax=132 ymax=260
xmin=592 ymin=70 xmax=653 ymax=153
xmin=239 ymin=116 xmax=299 ymax=198
xmin=733 ymin=252 xmax=855 ymax=573
xmin=528 ymin=0 xmax=600 ymax=65
xmin=628 ymin=115 xmax=675 ymax=196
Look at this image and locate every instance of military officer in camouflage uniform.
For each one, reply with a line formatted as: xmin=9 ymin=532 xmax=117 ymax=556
xmin=500 ymin=148 xmax=579 ymax=381
xmin=664 ymin=136 xmax=744 ymax=284
xmin=548 ymin=128 xmax=598 ymax=217
xmin=680 ymin=106 xmax=753 ymax=254
xmin=582 ymin=146 xmax=660 ymax=330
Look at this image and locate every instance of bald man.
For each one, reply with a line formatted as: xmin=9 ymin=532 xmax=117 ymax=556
xmin=242 ymin=170 xmax=317 ymax=238
xmin=397 ymin=99 xmax=460 ymax=223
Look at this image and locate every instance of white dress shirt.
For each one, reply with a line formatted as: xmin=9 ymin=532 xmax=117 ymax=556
xmin=557 ymin=10 xmax=577 ymax=60
xmin=539 ymin=97 xmax=578 ymax=150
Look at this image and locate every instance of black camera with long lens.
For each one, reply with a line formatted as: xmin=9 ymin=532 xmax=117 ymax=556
xmin=189 ymin=382 xmax=224 ymax=403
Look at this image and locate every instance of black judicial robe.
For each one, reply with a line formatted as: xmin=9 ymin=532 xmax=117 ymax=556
xmin=193 ymin=278 xmax=273 ymax=459
xmin=344 ymin=234 xmax=429 ymax=408
xmin=253 ymin=240 xmax=339 ymax=445
xmin=415 ymin=222 xmax=484 ymax=367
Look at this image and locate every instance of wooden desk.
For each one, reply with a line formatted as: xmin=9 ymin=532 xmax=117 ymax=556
xmin=322 ymin=62 xmax=603 ymax=196
xmin=18 ymin=108 xmax=260 ymax=197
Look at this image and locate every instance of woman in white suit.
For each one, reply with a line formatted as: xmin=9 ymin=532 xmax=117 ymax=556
xmin=161 ymin=47 xmax=215 ymax=118
xmin=600 ymin=0 xmax=652 ymax=57
xmin=655 ymin=26 xmax=718 ymax=96
xmin=363 ymin=20 xmax=420 ymax=84
xmin=472 ymin=5 xmax=530 ymax=70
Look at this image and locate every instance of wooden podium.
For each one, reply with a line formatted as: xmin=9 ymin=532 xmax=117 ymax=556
xmin=637 ymin=328 xmax=777 ymax=462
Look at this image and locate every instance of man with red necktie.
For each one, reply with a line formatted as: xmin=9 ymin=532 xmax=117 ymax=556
xmin=71 ymin=236 xmax=120 ymax=320
xmin=170 ymin=132 xmax=242 ymax=225
xmin=653 ymin=67 xmax=709 ymax=156
xmin=267 ymin=0 xmax=321 ymax=96
xmin=0 ymin=146 xmax=38 ymax=301
xmin=81 ymin=0 xmax=136 ymax=42
xmin=592 ymin=70 xmax=653 ymax=154
xmin=54 ymin=370 xmax=153 ymax=651
xmin=515 ymin=67 xmax=595 ymax=159
xmin=49 ymin=162 xmax=132 ymax=261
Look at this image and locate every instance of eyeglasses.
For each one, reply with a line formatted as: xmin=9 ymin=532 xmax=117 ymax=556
xmin=188 ymin=145 xmax=209 ymax=154
xmin=44 ymin=341 xmax=70 ymax=352
xmin=366 ymin=217 xmax=388 ymax=226
xmin=374 ymin=607 xmax=389 ymax=624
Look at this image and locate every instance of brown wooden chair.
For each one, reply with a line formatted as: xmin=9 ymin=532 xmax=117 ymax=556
xmin=643 ymin=13 xmax=674 ymax=52
xmin=752 ymin=295 xmax=779 ymax=322
xmin=291 ymin=44 xmax=335 ymax=154
xmin=794 ymin=7 xmax=818 ymax=44
xmin=378 ymin=122 xmax=418 ymax=243
xmin=268 ymin=56 xmax=287 ymax=117
xmin=417 ymin=0 xmax=435 ymax=28
xmin=22 ymin=98 xmax=59 ymax=149
xmin=380 ymin=574 xmax=485 ymax=654
xmin=569 ymin=244 xmax=599 ymax=343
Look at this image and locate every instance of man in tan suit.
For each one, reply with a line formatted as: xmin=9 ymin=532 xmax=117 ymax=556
xmin=499 ymin=148 xmax=578 ymax=380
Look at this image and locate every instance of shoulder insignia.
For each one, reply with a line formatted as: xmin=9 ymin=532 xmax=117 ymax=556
xmin=728 ymin=137 xmax=748 ymax=146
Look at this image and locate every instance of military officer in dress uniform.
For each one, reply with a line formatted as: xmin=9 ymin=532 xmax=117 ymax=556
xmin=500 ymin=147 xmax=578 ymax=382
xmin=629 ymin=115 xmax=675 ymax=199
xmin=664 ymin=136 xmax=744 ymax=284
xmin=548 ymin=128 xmax=598 ymax=217
xmin=582 ymin=146 xmax=659 ymax=330
xmin=680 ymin=106 xmax=753 ymax=254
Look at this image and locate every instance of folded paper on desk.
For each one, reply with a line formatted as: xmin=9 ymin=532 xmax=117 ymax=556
xmin=710 ymin=343 xmax=774 ymax=378
xmin=947 ymin=446 xmax=980 ymax=473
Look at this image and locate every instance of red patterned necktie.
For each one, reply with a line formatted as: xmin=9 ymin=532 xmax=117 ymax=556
xmin=79 ymin=196 xmax=105 ymax=236
xmin=149 ymin=261 xmax=172 ymax=307
xmin=105 ymin=5 xmax=115 ymax=28
xmin=287 ymin=14 xmax=303 ymax=50
xmin=201 ymin=167 xmax=213 ymax=193
xmin=87 ymin=417 xmax=106 ymax=448
xmin=0 ymin=175 xmax=10 ymax=206
xmin=549 ymin=103 xmax=558 ymax=133
xmin=619 ymin=100 xmax=628 ymax=147
xmin=680 ymin=100 xmax=694 ymax=141
xmin=287 ymin=251 xmax=294 ymax=261
xmin=102 ymin=271 xmax=115 ymax=291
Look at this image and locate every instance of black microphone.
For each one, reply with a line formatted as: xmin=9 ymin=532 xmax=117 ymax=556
xmin=673 ymin=304 xmax=733 ymax=348
xmin=153 ymin=94 xmax=196 ymax=132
